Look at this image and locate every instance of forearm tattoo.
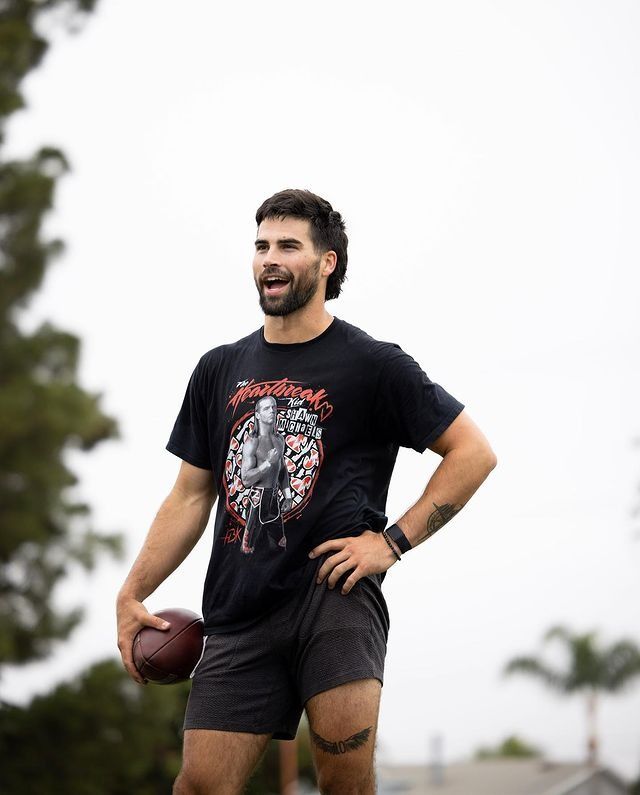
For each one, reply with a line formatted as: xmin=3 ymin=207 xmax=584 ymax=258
xmin=311 ymin=726 xmax=372 ymax=755
xmin=422 ymin=501 xmax=463 ymax=541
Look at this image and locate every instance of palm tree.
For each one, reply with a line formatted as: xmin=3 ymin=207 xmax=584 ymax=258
xmin=504 ymin=625 xmax=640 ymax=766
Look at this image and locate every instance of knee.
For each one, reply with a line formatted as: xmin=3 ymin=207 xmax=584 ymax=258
xmin=172 ymin=771 xmax=193 ymax=795
xmin=317 ymin=765 xmax=375 ymax=795
xmin=173 ymin=769 xmax=207 ymax=795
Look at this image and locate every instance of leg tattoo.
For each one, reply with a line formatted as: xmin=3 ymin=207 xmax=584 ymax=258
xmin=311 ymin=726 xmax=372 ymax=755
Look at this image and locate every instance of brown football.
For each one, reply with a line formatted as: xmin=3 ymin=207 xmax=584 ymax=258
xmin=132 ymin=608 xmax=204 ymax=684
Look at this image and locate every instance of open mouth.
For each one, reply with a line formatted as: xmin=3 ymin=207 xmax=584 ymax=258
xmin=263 ymin=277 xmax=290 ymax=296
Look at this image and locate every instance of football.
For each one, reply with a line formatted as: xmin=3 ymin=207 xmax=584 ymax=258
xmin=132 ymin=607 xmax=205 ymax=684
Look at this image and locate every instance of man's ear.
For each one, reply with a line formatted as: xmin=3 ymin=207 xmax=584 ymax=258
xmin=322 ymin=250 xmax=337 ymax=277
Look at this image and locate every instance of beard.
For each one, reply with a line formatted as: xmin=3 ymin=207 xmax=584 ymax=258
xmin=257 ymin=257 xmax=323 ymax=317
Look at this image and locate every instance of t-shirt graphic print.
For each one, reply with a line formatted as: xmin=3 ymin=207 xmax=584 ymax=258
xmin=166 ymin=317 xmax=465 ymax=634
xmin=223 ymin=377 xmax=332 ymax=555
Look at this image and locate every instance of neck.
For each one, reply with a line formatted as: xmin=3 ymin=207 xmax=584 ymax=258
xmin=263 ymin=304 xmax=334 ymax=344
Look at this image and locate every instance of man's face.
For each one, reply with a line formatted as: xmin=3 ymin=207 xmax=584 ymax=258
xmin=257 ymin=397 xmax=276 ymax=426
xmin=253 ymin=217 xmax=324 ymax=316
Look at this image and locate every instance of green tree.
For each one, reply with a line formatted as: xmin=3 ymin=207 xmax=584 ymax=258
xmin=0 ymin=658 xmax=317 ymax=794
xmin=0 ymin=0 xmax=98 ymax=142
xmin=0 ymin=659 xmax=189 ymax=794
xmin=474 ymin=734 xmax=541 ymax=760
xmin=0 ymin=0 xmax=122 ymax=670
xmin=504 ymin=625 xmax=640 ymax=766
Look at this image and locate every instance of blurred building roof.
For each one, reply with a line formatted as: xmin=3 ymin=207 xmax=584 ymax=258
xmin=376 ymin=759 xmax=628 ymax=795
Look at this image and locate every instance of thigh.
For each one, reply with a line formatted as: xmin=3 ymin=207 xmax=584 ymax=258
xmin=185 ymin=630 xmax=302 ymax=740
xmin=295 ymin=564 xmax=389 ymax=708
xmin=174 ymin=728 xmax=271 ymax=795
xmin=305 ymin=678 xmax=381 ymax=795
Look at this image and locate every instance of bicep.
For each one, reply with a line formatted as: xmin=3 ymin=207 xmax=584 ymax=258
xmin=427 ymin=410 xmax=496 ymax=460
xmin=173 ymin=460 xmax=217 ymax=504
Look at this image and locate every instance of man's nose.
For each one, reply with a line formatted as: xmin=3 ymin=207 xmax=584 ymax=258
xmin=262 ymin=247 xmax=279 ymax=266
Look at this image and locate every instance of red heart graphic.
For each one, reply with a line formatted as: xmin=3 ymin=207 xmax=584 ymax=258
xmin=303 ymin=449 xmax=319 ymax=469
xmin=286 ymin=433 xmax=305 ymax=452
xmin=291 ymin=475 xmax=312 ymax=496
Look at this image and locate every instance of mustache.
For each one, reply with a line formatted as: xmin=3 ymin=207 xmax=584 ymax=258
xmin=261 ymin=270 xmax=291 ymax=284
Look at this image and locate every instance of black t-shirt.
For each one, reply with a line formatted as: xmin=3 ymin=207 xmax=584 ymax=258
xmin=166 ymin=316 xmax=464 ymax=634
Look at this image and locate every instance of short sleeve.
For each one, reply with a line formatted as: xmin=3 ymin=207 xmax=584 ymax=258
xmin=165 ymin=355 xmax=212 ymax=470
xmin=374 ymin=344 xmax=465 ymax=453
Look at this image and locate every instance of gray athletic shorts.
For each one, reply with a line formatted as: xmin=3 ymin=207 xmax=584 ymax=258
xmin=183 ymin=554 xmax=390 ymax=740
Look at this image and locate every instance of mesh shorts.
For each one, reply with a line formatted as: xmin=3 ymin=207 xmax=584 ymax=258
xmin=183 ymin=553 xmax=390 ymax=739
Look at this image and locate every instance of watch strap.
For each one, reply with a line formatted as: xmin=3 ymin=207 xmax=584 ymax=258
xmin=385 ymin=523 xmax=412 ymax=554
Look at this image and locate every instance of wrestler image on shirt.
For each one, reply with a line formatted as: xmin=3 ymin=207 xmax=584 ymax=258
xmin=240 ymin=395 xmax=293 ymax=554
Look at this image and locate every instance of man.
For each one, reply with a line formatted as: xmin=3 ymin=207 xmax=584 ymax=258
xmin=116 ymin=189 xmax=497 ymax=795
xmin=241 ymin=395 xmax=291 ymax=553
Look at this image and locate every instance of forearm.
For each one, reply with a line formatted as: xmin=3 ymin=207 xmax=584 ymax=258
xmin=242 ymin=460 xmax=272 ymax=486
xmin=279 ymin=468 xmax=291 ymax=498
xmin=394 ymin=446 xmax=496 ymax=550
xmin=117 ymin=489 xmax=215 ymax=603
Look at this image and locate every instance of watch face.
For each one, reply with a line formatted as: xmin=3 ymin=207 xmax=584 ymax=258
xmin=387 ymin=524 xmax=412 ymax=553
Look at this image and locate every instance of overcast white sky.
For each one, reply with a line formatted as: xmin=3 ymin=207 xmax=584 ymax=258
xmin=2 ymin=0 xmax=640 ymax=782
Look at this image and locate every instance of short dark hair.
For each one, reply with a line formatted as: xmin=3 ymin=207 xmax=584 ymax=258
xmin=255 ymin=188 xmax=348 ymax=301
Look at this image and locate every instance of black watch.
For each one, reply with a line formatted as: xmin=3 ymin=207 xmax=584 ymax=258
xmin=385 ymin=523 xmax=412 ymax=554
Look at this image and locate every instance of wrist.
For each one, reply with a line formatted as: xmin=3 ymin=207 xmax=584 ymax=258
xmin=385 ymin=523 xmax=412 ymax=554
xmin=381 ymin=529 xmax=401 ymax=562
xmin=117 ymin=588 xmax=143 ymax=607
